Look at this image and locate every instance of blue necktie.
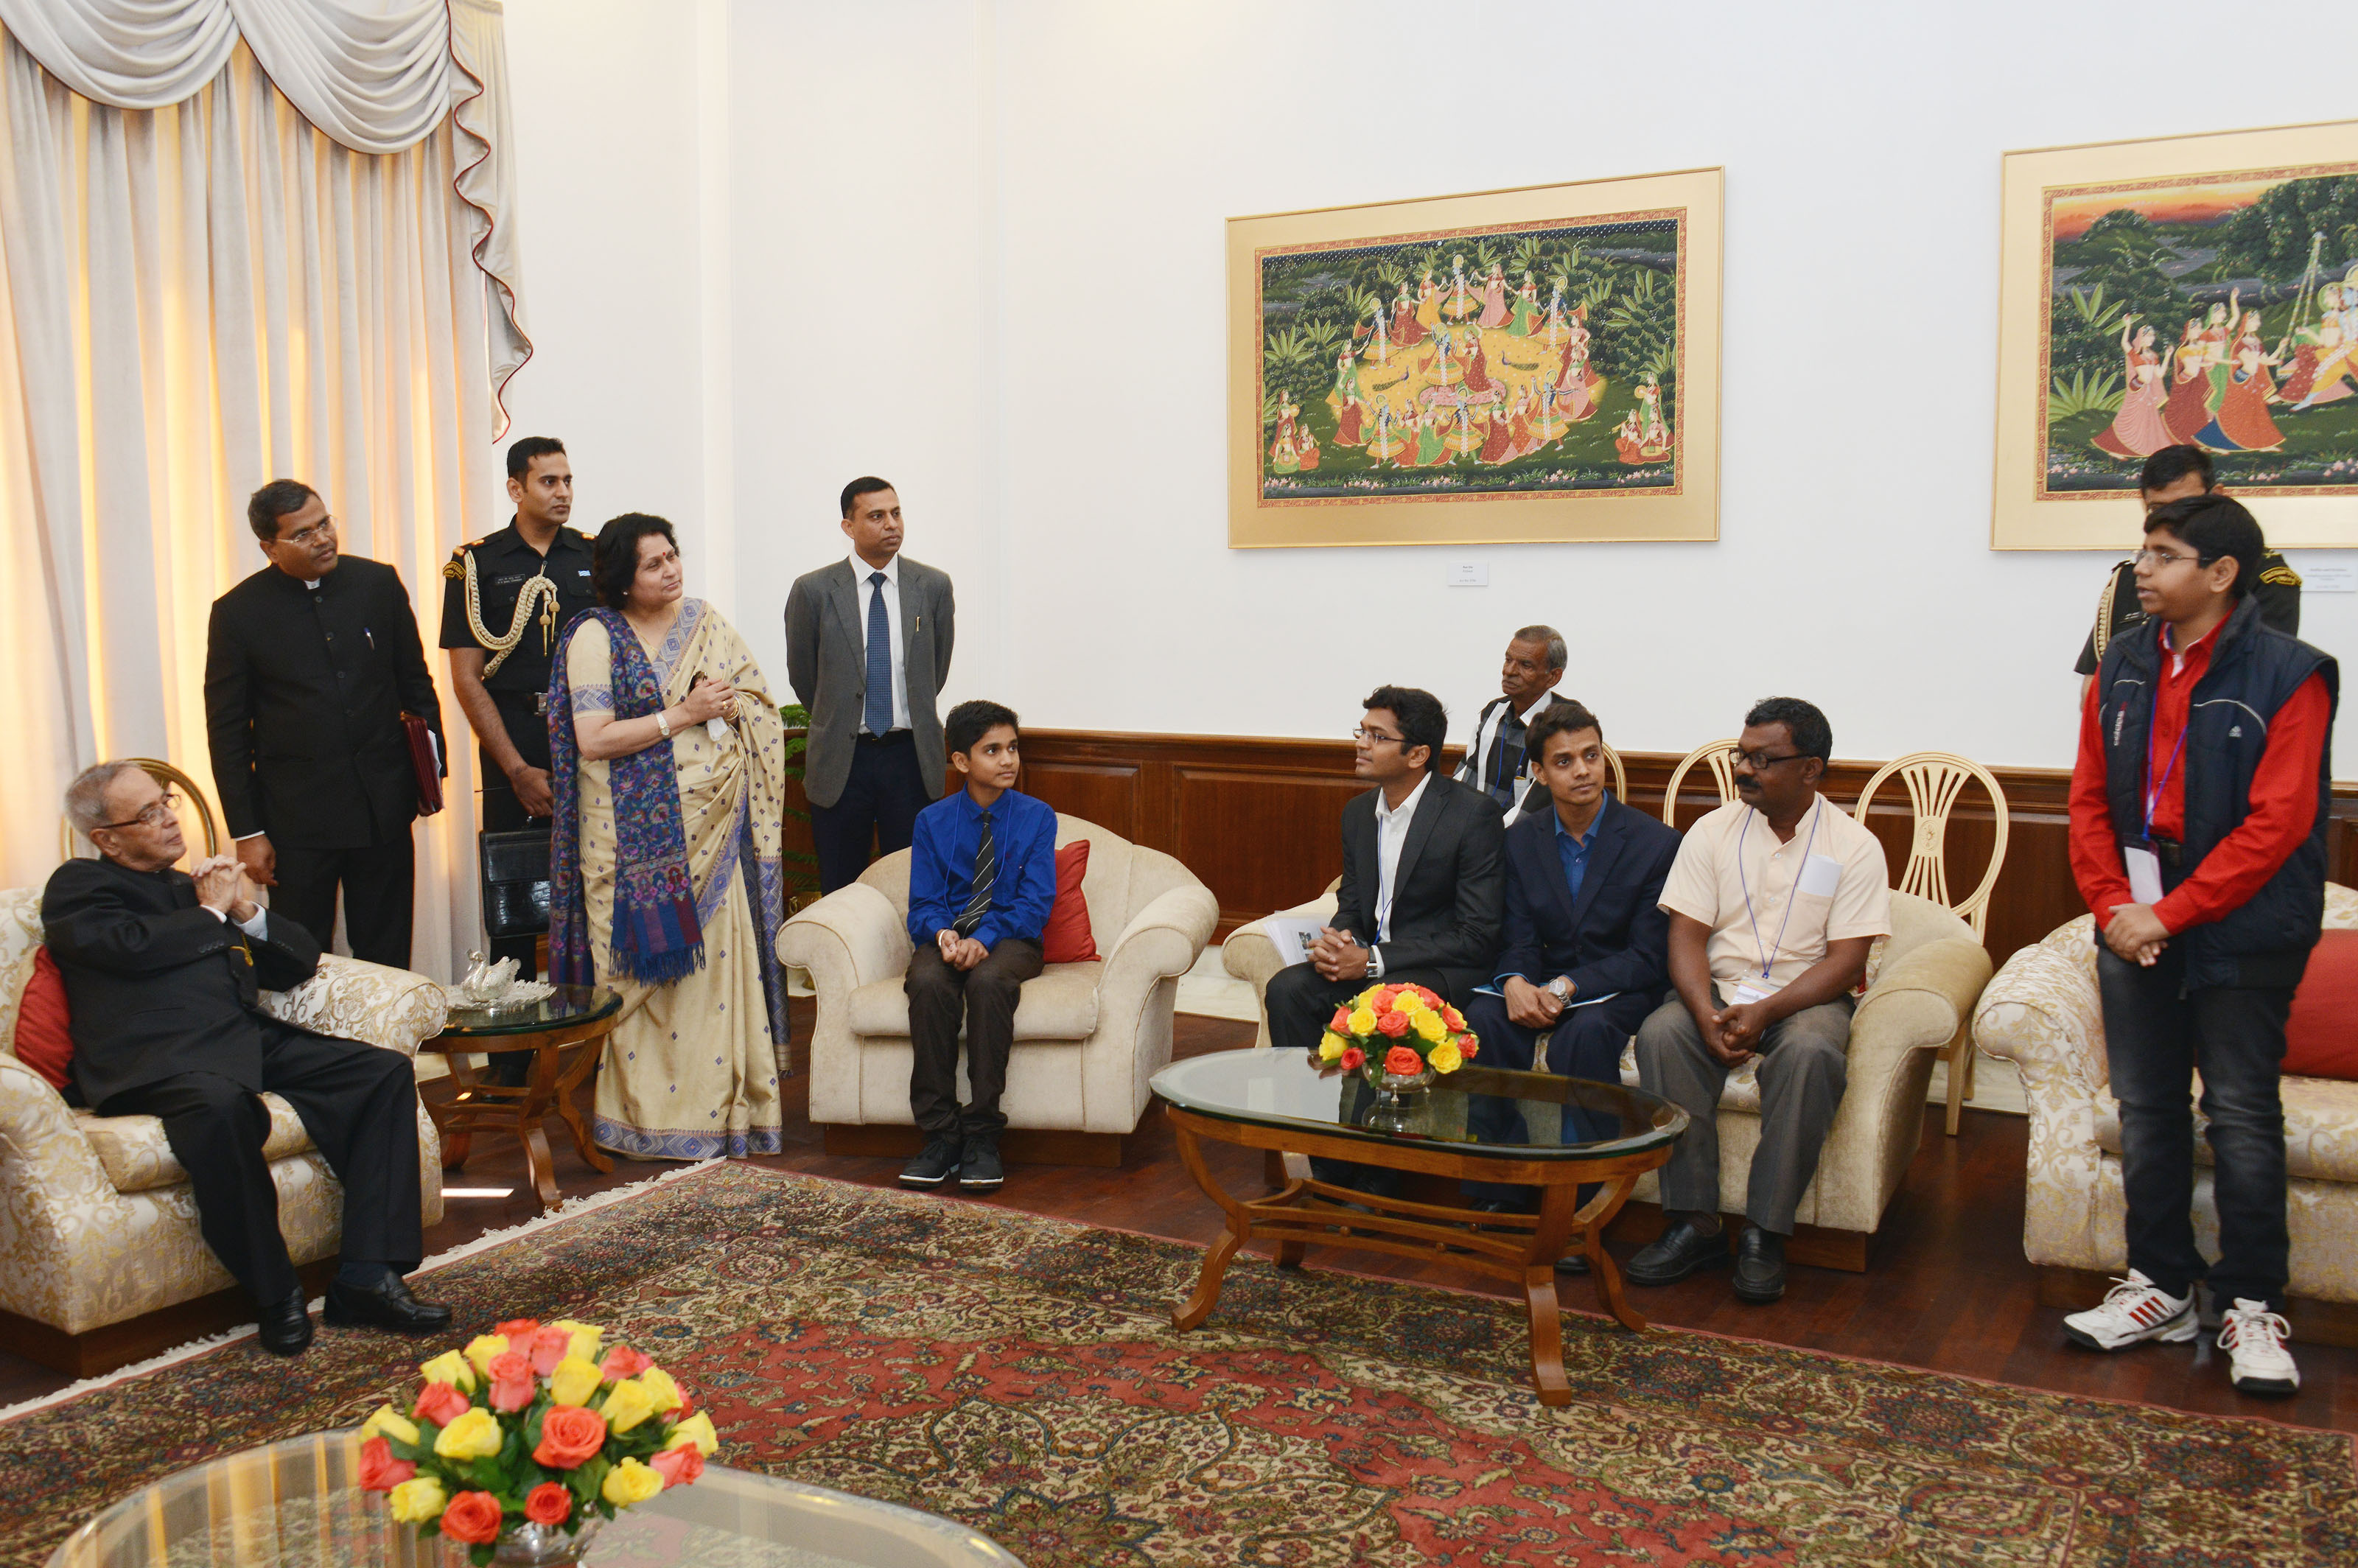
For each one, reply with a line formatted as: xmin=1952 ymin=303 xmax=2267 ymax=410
xmin=863 ymin=570 xmax=892 ymax=737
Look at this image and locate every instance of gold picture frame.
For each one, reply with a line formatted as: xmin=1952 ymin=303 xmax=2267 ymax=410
xmin=1227 ymin=169 xmax=1723 ymax=548
xmin=1993 ymin=119 xmax=2358 ymax=550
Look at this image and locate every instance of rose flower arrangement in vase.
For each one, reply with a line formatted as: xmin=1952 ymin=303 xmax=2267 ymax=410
xmin=357 ymin=1317 xmax=719 ymax=1567
xmin=1316 ymin=981 xmax=1479 ymax=1099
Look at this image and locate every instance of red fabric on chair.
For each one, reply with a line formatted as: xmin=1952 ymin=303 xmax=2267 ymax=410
xmin=14 ymin=947 xmax=75 ymax=1091
xmin=1041 ymin=840 xmax=1096 ymax=964
xmin=2285 ymin=929 xmax=2358 ymax=1081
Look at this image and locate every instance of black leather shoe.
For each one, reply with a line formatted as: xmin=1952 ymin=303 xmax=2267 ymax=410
xmin=1623 ymin=1220 xmax=1729 ymax=1287
xmin=324 ymin=1274 xmax=453 ymax=1334
xmin=958 ymin=1138 xmax=1004 ymax=1191
xmin=256 ymin=1287 xmax=314 ymax=1356
xmin=1553 ymin=1250 xmax=1593 ymax=1276
xmin=1732 ymin=1226 xmax=1787 ymax=1303
xmin=899 ymin=1136 xmax=962 ymax=1188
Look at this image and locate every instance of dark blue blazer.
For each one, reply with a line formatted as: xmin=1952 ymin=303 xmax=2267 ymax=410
xmin=1494 ymin=794 xmax=1680 ymax=1009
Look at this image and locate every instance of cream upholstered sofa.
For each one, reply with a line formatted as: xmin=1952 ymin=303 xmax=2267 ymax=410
xmin=1224 ymin=887 xmax=1994 ymax=1267
xmin=0 ymin=886 xmax=447 ymax=1371
xmin=1973 ymin=884 xmax=2358 ymax=1317
xmin=777 ymin=815 xmax=1218 ymax=1160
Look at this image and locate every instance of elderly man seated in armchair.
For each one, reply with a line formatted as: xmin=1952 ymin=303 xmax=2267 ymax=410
xmin=41 ymin=761 xmax=452 ymax=1356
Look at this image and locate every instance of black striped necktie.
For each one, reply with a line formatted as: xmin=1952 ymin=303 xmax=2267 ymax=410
xmin=954 ymin=814 xmax=996 ymax=937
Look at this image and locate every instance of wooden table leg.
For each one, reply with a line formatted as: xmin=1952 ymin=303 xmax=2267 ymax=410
xmin=1578 ymin=1174 xmax=1648 ymax=1333
xmin=1169 ymin=1116 xmax=1250 ymax=1333
xmin=436 ymin=1057 xmax=477 ymax=1170
xmin=1523 ymin=1269 xmax=1571 ymax=1406
xmin=550 ymin=1033 xmax=614 ymax=1175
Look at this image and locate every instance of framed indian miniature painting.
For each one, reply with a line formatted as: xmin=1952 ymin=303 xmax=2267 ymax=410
xmin=1227 ymin=169 xmax=1723 ymax=548
xmin=1994 ymin=119 xmax=2358 ymax=549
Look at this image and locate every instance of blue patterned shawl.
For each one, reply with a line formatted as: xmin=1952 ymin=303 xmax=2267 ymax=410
xmin=547 ymin=609 xmax=706 ymax=986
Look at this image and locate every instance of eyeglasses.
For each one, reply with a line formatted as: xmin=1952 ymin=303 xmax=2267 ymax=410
xmin=1352 ymin=727 xmax=1405 ymax=746
xmin=1734 ymin=749 xmax=1811 ymax=771
xmin=2131 ymin=546 xmax=2214 ymax=570
xmin=94 ymin=791 xmax=178 ymax=832
xmin=279 ymin=516 xmax=336 ymax=549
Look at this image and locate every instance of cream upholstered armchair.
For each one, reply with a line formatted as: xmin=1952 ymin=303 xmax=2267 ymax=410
xmin=1973 ymin=885 xmax=2358 ymax=1316
xmin=1226 ymin=887 xmax=1993 ymax=1269
xmin=0 ymin=886 xmax=447 ymax=1374
xmin=777 ymin=815 xmax=1218 ymax=1163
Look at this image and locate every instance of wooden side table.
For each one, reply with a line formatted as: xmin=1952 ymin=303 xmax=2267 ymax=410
xmin=421 ymin=986 xmax=623 ymax=1211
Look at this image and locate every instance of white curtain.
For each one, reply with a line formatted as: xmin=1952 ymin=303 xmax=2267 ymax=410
xmin=0 ymin=1 xmax=530 ymax=981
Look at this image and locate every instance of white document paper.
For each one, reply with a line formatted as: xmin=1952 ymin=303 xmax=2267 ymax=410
xmin=1261 ymin=917 xmax=1326 ymax=967
xmin=1470 ymin=984 xmax=1621 ymax=1012
xmin=1797 ymin=853 xmax=1843 ymax=898
xmin=2124 ymin=845 xmax=2165 ymax=906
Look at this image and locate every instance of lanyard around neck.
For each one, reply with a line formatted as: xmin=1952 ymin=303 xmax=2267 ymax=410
xmin=2142 ymin=638 xmax=2192 ymax=838
xmin=1736 ymin=799 xmax=1821 ymax=982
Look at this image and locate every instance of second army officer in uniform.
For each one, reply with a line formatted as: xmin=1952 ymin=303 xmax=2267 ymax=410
xmin=440 ymin=436 xmax=598 ymax=1023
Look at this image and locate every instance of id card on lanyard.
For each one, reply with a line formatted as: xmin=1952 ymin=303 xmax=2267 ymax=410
xmin=1734 ymin=801 xmax=1822 ymax=1004
xmin=2125 ymin=676 xmax=2189 ymax=907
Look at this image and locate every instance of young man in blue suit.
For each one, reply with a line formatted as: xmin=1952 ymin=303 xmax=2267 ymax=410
xmin=1460 ymin=701 xmax=1682 ymax=1239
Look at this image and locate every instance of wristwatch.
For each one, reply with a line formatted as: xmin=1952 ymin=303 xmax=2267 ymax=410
xmin=1546 ymin=977 xmax=1572 ymax=1003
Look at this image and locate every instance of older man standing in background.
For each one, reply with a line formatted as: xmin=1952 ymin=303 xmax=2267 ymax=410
xmin=785 ymin=477 xmax=957 ymax=892
xmin=1455 ymin=624 xmax=1575 ymax=825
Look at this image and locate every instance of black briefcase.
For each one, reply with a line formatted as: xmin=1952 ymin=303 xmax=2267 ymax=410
xmin=479 ymin=826 xmax=553 ymax=939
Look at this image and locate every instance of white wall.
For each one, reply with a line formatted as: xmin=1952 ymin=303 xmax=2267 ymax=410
xmin=503 ymin=0 xmax=2358 ymax=774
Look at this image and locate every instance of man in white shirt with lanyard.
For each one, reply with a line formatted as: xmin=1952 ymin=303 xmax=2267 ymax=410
xmin=1629 ymin=697 xmax=1891 ymax=1303
xmin=1454 ymin=626 xmax=1572 ymax=824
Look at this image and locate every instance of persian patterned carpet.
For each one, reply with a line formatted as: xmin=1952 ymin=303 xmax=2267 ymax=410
xmin=6 ymin=1164 xmax=2354 ymax=1567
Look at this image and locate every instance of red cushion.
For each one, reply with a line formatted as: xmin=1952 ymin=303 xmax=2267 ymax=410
xmin=14 ymin=947 xmax=74 ymax=1091
xmin=1040 ymin=840 xmax=1097 ymax=965
xmin=2286 ymin=930 xmax=2358 ymax=1081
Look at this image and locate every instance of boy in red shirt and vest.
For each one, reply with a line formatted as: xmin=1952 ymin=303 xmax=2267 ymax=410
xmin=2063 ymin=493 xmax=2336 ymax=1397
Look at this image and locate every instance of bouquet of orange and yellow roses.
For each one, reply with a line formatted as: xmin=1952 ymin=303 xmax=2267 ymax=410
xmin=357 ymin=1317 xmax=718 ymax=1566
xmin=1316 ymin=981 xmax=1480 ymax=1079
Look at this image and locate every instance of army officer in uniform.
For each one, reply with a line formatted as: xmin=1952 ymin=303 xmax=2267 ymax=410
xmin=441 ymin=436 xmax=598 ymax=1019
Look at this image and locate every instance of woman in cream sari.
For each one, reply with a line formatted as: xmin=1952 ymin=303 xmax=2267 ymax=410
xmin=547 ymin=513 xmax=790 ymax=1159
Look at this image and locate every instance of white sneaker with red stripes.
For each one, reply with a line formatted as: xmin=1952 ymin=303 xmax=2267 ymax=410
xmin=2218 ymin=1299 xmax=2300 ymax=1398
xmin=2063 ymin=1270 xmax=2197 ymax=1351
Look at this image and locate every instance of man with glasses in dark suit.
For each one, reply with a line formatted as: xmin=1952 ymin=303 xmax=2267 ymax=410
xmin=205 ymin=480 xmax=444 ymax=967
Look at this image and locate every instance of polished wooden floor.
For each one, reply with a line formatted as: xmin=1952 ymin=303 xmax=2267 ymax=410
xmin=7 ymin=1001 xmax=2354 ymax=1441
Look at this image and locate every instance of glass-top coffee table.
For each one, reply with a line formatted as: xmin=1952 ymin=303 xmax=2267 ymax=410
xmin=423 ymin=986 xmax=623 ymax=1211
xmin=43 ymin=1429 xmax=1022 ymax=1567
xmin=1151 ymin=1048 xmax=1687 ymax=1408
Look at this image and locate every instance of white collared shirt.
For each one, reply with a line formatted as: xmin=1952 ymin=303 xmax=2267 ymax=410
xmin=850 ymin=551 xmax=909 ymax=734
xmin=1465 ymin=692 xmax=1556 ymax=823
xmin=1367 ymin=771 xmax=1432 ymax=975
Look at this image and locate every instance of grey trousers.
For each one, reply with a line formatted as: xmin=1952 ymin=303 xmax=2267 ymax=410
xmin=1634 ymin=990 xmax=1853 ymax=1236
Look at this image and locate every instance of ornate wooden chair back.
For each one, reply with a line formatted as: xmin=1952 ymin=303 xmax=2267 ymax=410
xmin=1598 ymin=741 xmax=1629 ymax=808
xmin=1849 ymin=751 xmax=2009 ymax=939
xmin=1660 ymin=738 xmax=1741 ymax=825
xmin=1851 ymin=750 xmax=2008 ymax=1137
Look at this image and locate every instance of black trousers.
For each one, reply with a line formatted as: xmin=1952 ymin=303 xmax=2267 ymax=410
xmin=906 ymin=937 xmax=1043 ymax=1141
xmin=99 ymin=1023 xmax=424 ymax=1307
xmin=1266 ymin=960 xmax=1459 ymax=1198
xmin=2097 ymin=945 xmax=2293 ymax=1311
xmin=1457 ymin=988 xmax=1648 ymax=1206
xmin=812 ymin=735 xmax=931 ymax=894
xmin=271 ymin=833 xmax=416 ymax=970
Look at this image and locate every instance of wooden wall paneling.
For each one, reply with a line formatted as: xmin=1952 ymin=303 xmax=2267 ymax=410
xmin=988 ymin=730 xmax=2358 ymax=963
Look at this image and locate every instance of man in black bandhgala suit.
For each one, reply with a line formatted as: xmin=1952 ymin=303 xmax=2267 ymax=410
xmin=205 ymin=478 xmax=444 ymax=967
xmin=43 ymin=762 xmax=451 ymax=1356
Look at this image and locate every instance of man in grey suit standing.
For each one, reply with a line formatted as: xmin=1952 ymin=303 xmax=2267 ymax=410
xmin=786 ymin=477 xmax=956 ymax=892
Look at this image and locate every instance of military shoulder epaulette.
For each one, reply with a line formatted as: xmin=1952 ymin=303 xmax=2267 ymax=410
xmin=2261 ymin=563 xmax=2303 ymax=587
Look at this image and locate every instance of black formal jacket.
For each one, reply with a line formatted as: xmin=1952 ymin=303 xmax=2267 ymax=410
xmin=1493 ymin=794 xmax=1682 ymax=1010
xmin=1332 ymin=772 xmax=1506 ymax=1001
xmin=41 ymin=856 xmax=322 ymax=1107
xmin=205 ymin=556 xmax=444 ymax=849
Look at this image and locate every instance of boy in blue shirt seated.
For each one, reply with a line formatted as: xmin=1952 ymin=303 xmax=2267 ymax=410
xmin=899 ymin=699 xmax=1058 ymax=1192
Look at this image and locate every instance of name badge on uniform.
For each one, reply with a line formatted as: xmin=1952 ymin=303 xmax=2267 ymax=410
xmin=2123 ymin=843 xmax=2165 ymax=906
xmin=1732 ymin=981 xmax=1778 ymax=1006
